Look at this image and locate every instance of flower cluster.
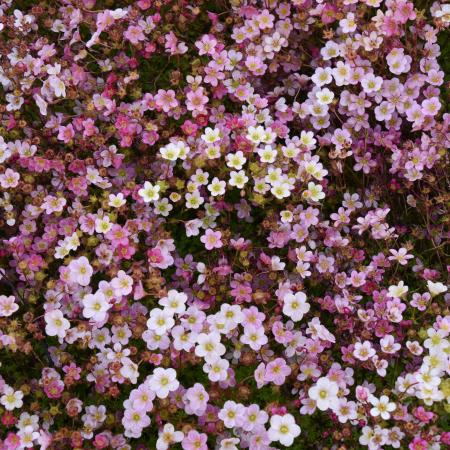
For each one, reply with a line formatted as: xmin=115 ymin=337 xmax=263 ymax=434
xmin=0 ymin=0 xmax=449 ymax=449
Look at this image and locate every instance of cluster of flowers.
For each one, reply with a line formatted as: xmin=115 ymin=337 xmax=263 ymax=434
xmin=0 ymin=0 xmax=449 ymax=449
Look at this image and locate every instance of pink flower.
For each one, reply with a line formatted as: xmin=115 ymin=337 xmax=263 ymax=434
xmin=0 ymin=295 xmax=19 ymax=317
xmin=57 ymin=124 xmax=75 ymax=143
xmin=154 ymin=89 xmax=178 ymax=112
xmin=182 ymin=430 xmax=208 ymax=450
xmin=186 ymin=88 xmax=209 ymax=113
xmin=0 ymin=169 xmax=20 ymax=189
xmin=200 ymin=229 xmax=223 ymax=250
xmin=264 ymin=358 xmax=291 ymax=385
xmin=195 ymin=35 xmax=217 ymax=55
xmin=409 ymin=437 xmax=429 ymax=450
xmin=124 ymin=25 xmax=145 ymax=44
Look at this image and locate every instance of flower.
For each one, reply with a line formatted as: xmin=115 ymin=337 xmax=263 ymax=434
xmin=268 ymin=413 xmax=301 ymax=446
xmin=108 ymin=193 xmax=126 ymax=208
xmin=0 ymin=0 xmax=448 ymax=448
xmin=282 ymin=291 xmax=310 ymax=322
xmin=45 ymin=310 xmax=70 ymax=338
xmin=308 ymin=377 xmax=340 ymax=411
xmin=229 ymin=170 xmax=249 ymax=189
xmin=182 ymin=430 xmax=208 ymax=450
xmin=207 ymin=177 xmax=226 ymax=196
xmin=82 ymin=292 xmax=111 ymax=322
xmin=388 ymin=248 xmax=413 ymax=265
xmin=203 ymin=357 xmax=229 ymax=382
xmin=427 ymin=281 xmax=447 ymax=297
xmin=0 ymin=295 xmax=19 ymax=317
xmin=195 ymin=333 xmax=226 ymax=363
xmin=387 ymin=281 xmax=409 ymax=299
xmin=353 ymin=341 xmax=376 ymax=361
xmin=159 ymin=289 xmax=187 ymax=315
xmin=264 ymin=358 xmax=292 ymax=385
xmin=147 ymin=308 xmax=175 ymax=334
xmin=67 ymin=256 xmax=93 ymax=287
xmin=369 ymin=395 xmax=396 ymax=420
xmin=111 ymin=270 xmax=133 ymax=297
xmin=218 ymin=400 xmax=245 ymax=428
xmin=200 ymin=229 xmax=223 ymax=250
xmin=148 ymin=368 xmax=179 ymax=399
xmin=156 ymin=423 xmax=184 ymax=450
xmin=138 ymin=181 xmax=160 ymax=202
xmin=240 ymin=325 xmax=268 ymax=351
xmin=1 ymin=387 xmax=24 ymax=411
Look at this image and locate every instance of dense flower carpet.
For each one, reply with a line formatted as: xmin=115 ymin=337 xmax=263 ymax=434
xmin=0 ymin=0 xmax=449 ymax=449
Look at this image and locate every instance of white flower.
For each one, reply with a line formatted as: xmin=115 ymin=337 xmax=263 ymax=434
xmin=229 ymin=170 xmax=249 ymax=189
xmin=18 ymin=425 xmax=39 ymax=447
xmin=203 ymin=357 xmax=229 ymax=382
xmin=424 ymin=329 xmax=449 ymax=352
xmin=268 ymin=413 xmax=301 ymax=446
xmin=369 ymin=395 xmax=396 ymax=420
xmin=171 ymin=326 xmax=196 ymax=352
xmin=195 ymin=332 xmax=226 ymax=363
xmin=246 ymin=125 xmax=265 ymax=144
xmin=280 ymin=210 xmax=293 ymax=223
xmin=218 ymin=400 xmax=245 ymax=428
xmin=311 ymin=67 xmax=333 ymax=86
xmin=185 ymin=190 xmax=204 ymax=209
xmin=205 ymin=145 xmax=221 ymax=159
xmin=120 ymin=357 xmax=139 ymax=384
xmin=282 ymin=291 xmax=310 ymax=322
xmin=154 ymin=198 xmax=173 ymax=217
xmin=435 ymin=4 xmax=450 ymax=23
xmin=138 ymin=181 xmax=160 ymax=202
xmin=48 ymin=75 xmax=66 ymax=97
xmin=257 ymin=145 xmax=277 ymax=163
xmin=339 ymin=12 xmax=357 ymax=33
xmin=271 ymin=181 xmax=291 ymax=199
xmin=218 ymin=437 xmax=240 ymax=450
xmin=380 ymin=335 xmax=401 ymax=354
xmin=303 ymin=182 xmax=325 ymax=202
xmin=159 ymin=290 xmax=187 ymax=315
xmin=111 ymin=270 xmax=134 ymax=296
xmin=315 ymin=88 xmax=334 ymax=105
xmin=148 ymin=368 xmax=179 ymax=399
xmin=6 ymin=93 xmax=24 ymax=111
xmin=201 ymin=127 xmax=221 ymax=143
xmin=361 ymin=73 xmax=383 ymax=93
xmin=427 ymin=280 xmax=447 ymax=297
xmin=191 ymin=169 xmax=209 ymax=186
xmin=160 ymin=142 xmax=181 ymax=161
xmin=353 ymin=340 xmax=376 ymax=361
xmin=45 ymin=310 xmax=70 ymax=338
xmin=108 ymin=193 xmax=126 ymax=208
xmin=308 ymin=377 xmax=340 ymax=411
xmin=415 ymin=369 xmax=441 ymax=389
xmin=261 ymin=128 xmax=276 ymax=144
xmin=95 ymin=216 xmax=113 ymax=234
xmin=226 ymin=151 xmax=246 ymax=170
xmin=147 ymin=308 xmax=175 ymax=334
xmin=208 ymin=177 xmax=226 ymax=196
xmin=1 ymin=387 xmax=23 ymax=411
xmin=156 ymin=423 xmax=184 ymax=450
xmin=300 ymin=131 xmax=317 ymax=150
xmin=82 ymin=292 xmax=111 ymax=322
xmin=271 ymin=255 xmax=285 ymax=271
xmin=387 ymin=281 xmax=408 ymax=299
